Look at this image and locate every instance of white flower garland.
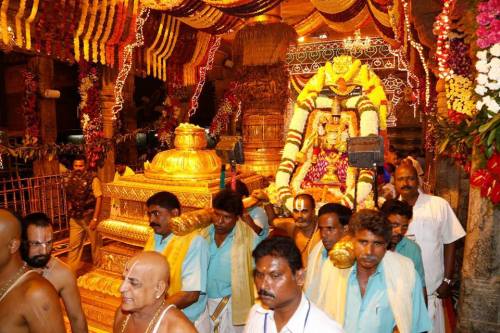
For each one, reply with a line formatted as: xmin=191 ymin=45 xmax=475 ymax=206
xmin=275 ymin=57 xmax=388 ymax=211
xmin=475 ymin=43 xmax=500 ymax=117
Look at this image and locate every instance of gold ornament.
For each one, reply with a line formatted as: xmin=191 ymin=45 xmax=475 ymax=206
xmin=328 ymin=235 xmax=355 ymax=269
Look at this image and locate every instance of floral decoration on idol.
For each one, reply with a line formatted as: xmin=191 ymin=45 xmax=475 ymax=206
xmin=78 ymin=61 xmax=105 ymax=169
xmin=21 ymin=70 xmax=40 ymax=147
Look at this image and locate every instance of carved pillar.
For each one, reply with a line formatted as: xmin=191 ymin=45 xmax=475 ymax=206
xmin=30 ymin=57 xmax=59 ymax=176
xmin=457 ymin=152 xmax=500 ymax=332
xmin=98 ymin=68 xmax=117 ymax=183
xmin=233 ymin=6 xmax=296 ymax=177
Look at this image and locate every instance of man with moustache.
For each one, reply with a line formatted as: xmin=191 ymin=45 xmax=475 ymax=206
xmin=20 ymin=213 xmax=88 ymax=333
xmin=395 ymin=163 xmax=465 ymax=333
xmin=114 ymin=251 xmax=197 ymax=333
xmin=0 ymin=209 xmax=66 ymax=333
xmin=245 ymin=237 xmax=344 ymax=333
xmin=380 ymin=199 xmax=426 ymax=296
xmin=64 ymin=154 xmax=102 ymax=272
xmin=341 ymin=210 xmax=431 ymax=333
xmin=272 ymin=194 xmax=321 ymax=266
xmin=199 ymin=189 xmax=268 ymax=333
xmin=144 ymin=191 xmax=209 ymax=329
xmin=304 ymin=203 xmax=352 ymax=321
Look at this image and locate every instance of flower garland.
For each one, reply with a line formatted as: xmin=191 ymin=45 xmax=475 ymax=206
xmin=476 ymin=0 xmax=500 ymax=49
xmin=275 ymin=56 xmax=387 ymax=211
xmin=475 ymin=44 xmax=500 ymax=117
xmin=209 ymin=83 xmax=240 ymax=137
xmin=78 ymin=61 xmax=105 ymax=169
xmin=157 ymin=96 xmax=181 ymax=149
xmin=445 ymin=75 xmax=476 ymax=117
xmin=21 ymin=70 xmax=40 ymax=146
xmin=467 ymin=0 xmax=500 ymax=206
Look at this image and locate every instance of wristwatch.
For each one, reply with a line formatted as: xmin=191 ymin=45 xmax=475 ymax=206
xmin=443 ymin=278 xmax=452 ymax=285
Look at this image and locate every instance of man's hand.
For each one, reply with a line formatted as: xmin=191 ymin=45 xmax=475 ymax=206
xmin=89 ymin=218 xmax=99 ymax=231
xmin=436 ymin=281 xmax=452 ymax=298
xmin=251 ymin=189 xmax=269 ymax=202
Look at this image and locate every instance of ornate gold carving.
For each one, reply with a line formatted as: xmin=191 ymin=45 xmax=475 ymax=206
xmin=144 ymin=123 xmax=222 ymax=181
xmin=329 ymin=235 xmax=355 ymax=269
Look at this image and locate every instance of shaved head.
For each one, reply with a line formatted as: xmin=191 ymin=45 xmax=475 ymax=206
xmin=126 ymin=251 xmax=170 ymax=284
xmin=119 ymin=251 xmax=170 ymax=312
xmin=0 ymin=209 xmax=21 ymax=239
xmin=0 ymin=209 xmax=22 ymax=268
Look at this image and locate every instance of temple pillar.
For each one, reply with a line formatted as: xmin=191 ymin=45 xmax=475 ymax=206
xmin=457 ymin=152 xmax=500 ymax=332
xmin=233 ymin=6 xmax=296 ymax=177
xmin=98 ymin=68 xmax=117 ymax=184
xmin=30 ymin=56 xmax=59 ymax=176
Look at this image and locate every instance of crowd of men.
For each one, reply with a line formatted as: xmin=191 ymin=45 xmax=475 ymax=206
xmin=0 ymin=155 xmax=466 ymax=333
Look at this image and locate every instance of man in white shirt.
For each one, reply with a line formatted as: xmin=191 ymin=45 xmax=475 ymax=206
xmin=244 ymin=237 xmax=344 ymax=333
xmin=395 ymin=163 xmax=466 ymax=333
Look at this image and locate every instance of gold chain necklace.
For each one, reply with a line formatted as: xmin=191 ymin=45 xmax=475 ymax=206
xmin=0 ymin=262 xmax=29 ymax=300
xmin=121 ymin=300 xmax=166 ymax=333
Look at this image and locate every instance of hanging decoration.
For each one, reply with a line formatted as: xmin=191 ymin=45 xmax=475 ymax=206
xmin=14 ymin=0 xmax=27 ymax=48
xmin=183 ymin=31 xmax=211 ymax=85
xmin=100 ymin=0 xmax=117 ymax=64
xmin=112 ymin=6 xmax=150 ymax=124
xmin=203 ymin=0 xmax=283 ymax=18
xmin=106 ymin=0 xmax=128 ymax=66
xmin=157 ymin=96 xmax=182 ymax=148
xmin=21 ymin=70 xmax=40 ymax=147
xmin=209 ymin=83 xmax=240 ymax=137
xmin=188 ymin=35 xmax=221 ymax=119
xmin=78 ymin=61 xmax=105 ymax=169
xmin=434 ymin=0 xmax=455 ymax=79
xmin=74 ymin=0 xmax=90 ymax=62
xmin=24 ymin=0 xmax=39 ymax=50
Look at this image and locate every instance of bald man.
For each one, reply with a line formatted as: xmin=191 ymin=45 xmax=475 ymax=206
xmin=394 ymin=163 xmax=465 ymax=333
xmin=0 ymin=209 xmax=65 ymax=333
xmin=114 ymin=251 xmax=197 ymax=333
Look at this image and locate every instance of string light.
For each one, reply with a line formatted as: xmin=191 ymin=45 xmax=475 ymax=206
xmin=435 ymin=0 xmax=454 ymax=79
xmin=188 ymin=36 xmax=221 ymax=119
xmin=111 ymin=7 xmax=150 ymax=124
xmin=401 ymin=0 xmax=431 ymax=107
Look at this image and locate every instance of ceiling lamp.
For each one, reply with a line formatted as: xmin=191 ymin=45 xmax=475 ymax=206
xmin=343 ymin=29 xmax=371 ymax=52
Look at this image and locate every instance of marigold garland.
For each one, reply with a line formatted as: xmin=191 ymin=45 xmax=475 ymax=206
xmin=74 ymin=0 xmax=90 ymax=61
xmin=78 ymin=61 xmax=105 ymax=169
xmin=21 ymin=70 xmax=40 ymax=147
xmin=92 ymin=0 xmax=109 ymax=63
xmin=100 ymin=0 xmax=117 ymax=64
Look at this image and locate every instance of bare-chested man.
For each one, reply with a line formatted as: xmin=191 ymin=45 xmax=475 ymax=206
xmin=0 ymin=209 xmax=65 ymax=333
xmin=114 ymin=251 xmax=197 ymax=333
xmin=20 ymin=212 xmax=88 ymax=333
xmin=272 ymin=194 xmax=321 ymax=266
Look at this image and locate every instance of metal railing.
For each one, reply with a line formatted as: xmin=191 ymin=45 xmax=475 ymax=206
xmin=0 ymin=174 xmax=69 ymax=241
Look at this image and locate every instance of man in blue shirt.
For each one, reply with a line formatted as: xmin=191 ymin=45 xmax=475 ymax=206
xmin=144 ymin=191 xmax=209 ymax=330
xmin=381 ymin=199 xmax=426 ymax=297
xmin=199 ymin=189 xmax=268 ymax=333
xmin=344 ymin=209 xmax=431 ymax=333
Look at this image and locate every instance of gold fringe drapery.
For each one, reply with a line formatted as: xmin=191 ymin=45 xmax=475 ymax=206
xmin=233 ymin=22 xmax=297 ymax=66
xmin=183 ymin=31 xmax=211 ymax=85
xmin=293 ymin=10 xmax=324 ymax=37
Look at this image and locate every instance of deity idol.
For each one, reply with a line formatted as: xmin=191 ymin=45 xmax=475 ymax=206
xmin=275 ymin=56 xmax=390 ymax=211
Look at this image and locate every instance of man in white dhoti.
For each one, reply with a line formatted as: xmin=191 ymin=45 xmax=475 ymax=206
xmin=395 ymin=164 xmax=466 ymax=333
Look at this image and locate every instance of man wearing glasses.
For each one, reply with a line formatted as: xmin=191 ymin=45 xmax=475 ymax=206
xmin=21 ymin=213 xmax=88 ymax=333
